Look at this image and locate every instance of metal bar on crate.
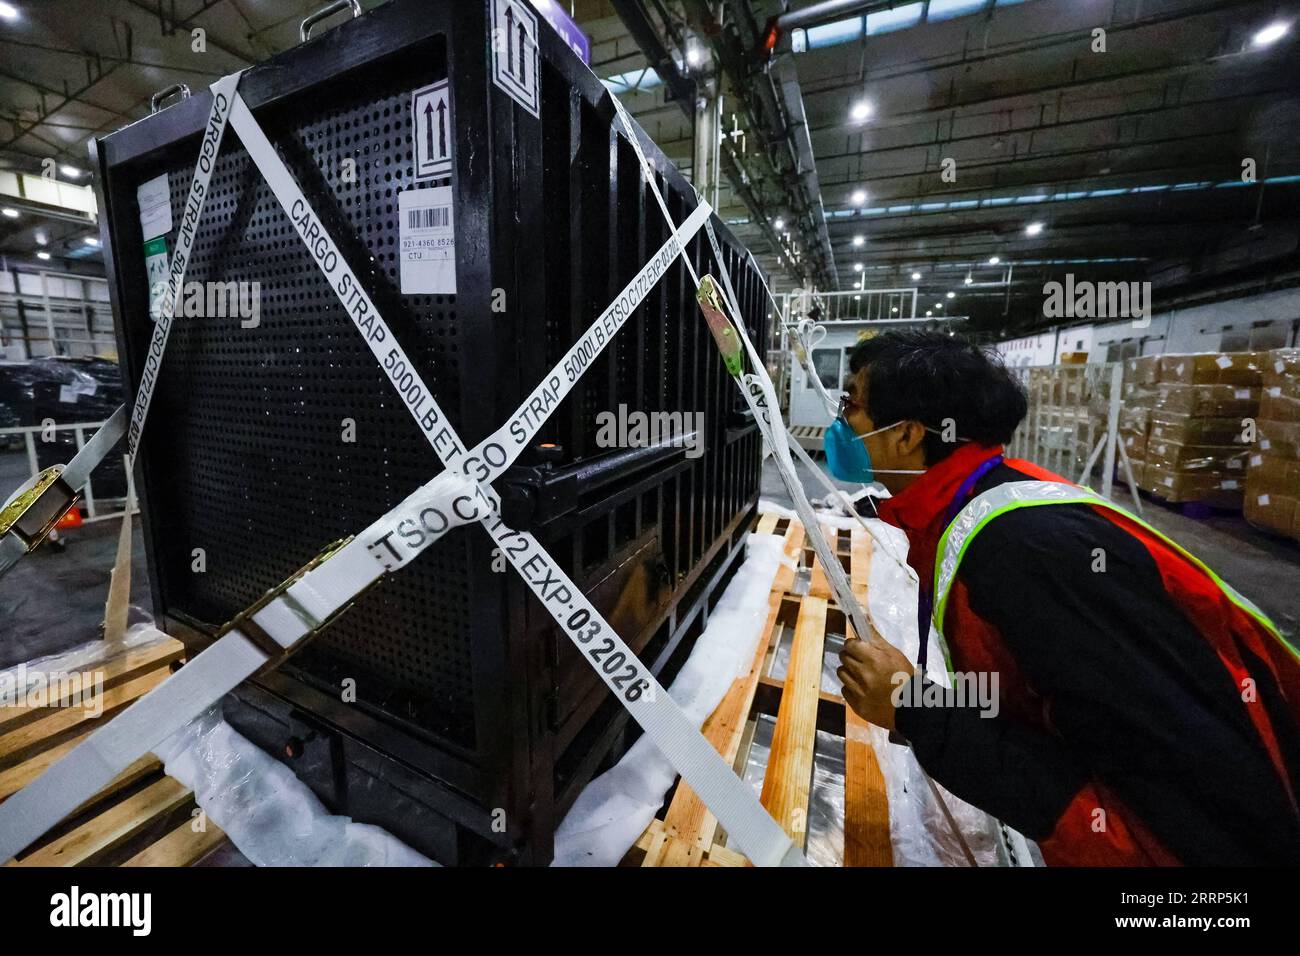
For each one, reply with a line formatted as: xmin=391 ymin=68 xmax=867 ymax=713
xmin=1101 ymin=363 xmax=1122 ymax=500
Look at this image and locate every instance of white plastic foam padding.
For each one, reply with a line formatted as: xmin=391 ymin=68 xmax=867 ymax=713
xmin=551 ymin=532 xmax=785 ymax=866
xmin=154 ymin=697 xmax=433 ymax=867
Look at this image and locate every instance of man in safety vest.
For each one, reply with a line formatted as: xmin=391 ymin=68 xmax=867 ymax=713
xmin=828 ymin=330 xmax=1300 ymax=865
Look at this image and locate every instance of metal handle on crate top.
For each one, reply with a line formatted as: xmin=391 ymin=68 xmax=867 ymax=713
xmin=300 ymin=0 xmax=362 ymax=43
xmin=150 ymin=84 xmax=191 ymax=114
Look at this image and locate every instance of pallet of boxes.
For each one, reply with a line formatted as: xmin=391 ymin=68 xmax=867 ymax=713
xmin=1121 ymin=352 xmax=1260 ymax=511
xmin=1245 ymin=349 xmax=1300 ymax=541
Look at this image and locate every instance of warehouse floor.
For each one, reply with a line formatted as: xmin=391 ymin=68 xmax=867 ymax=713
xmin=760 ymin=454 xmax=1300 ymax=639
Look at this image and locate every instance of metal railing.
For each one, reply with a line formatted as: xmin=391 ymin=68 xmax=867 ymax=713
xmin=1007 ymin=361 xmax=1141 ymax=510
xmin=0 ymin=418 xmax=134 ymax=524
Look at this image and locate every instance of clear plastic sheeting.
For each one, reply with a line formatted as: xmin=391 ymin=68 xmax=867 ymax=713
xmin=857 ymin=721 xmax=1008 ymax=867
xmin=154 ymin=697 xmax=434 ymax=867
xmin=552 ymin=532 xmax=786 ymax=866
xmin=0 ymin=623 xmax=164 ymax=698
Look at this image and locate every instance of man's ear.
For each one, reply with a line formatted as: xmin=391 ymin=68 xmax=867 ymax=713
xmin=895 ymin=420 xmax=928 ymax=460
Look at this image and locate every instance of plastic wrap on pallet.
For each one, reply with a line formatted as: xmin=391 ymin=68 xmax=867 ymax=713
xmin=552 ymin=532 xmax=786 ymax=867
xmin=153 ymin=686 xmax=433 ymax=867
xmin=0 ymin=624 xmax=165 ymax=701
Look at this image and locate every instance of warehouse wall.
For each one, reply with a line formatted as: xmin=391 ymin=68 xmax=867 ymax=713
xmin=996 ymin=286 xmax=1300 ymax=366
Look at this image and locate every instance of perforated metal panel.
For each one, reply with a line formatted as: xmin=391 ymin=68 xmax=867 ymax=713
xmin=97 ymin=0 xmax=767 ymax=863
xmin=135 ymin=40 xmax=477 ymax=743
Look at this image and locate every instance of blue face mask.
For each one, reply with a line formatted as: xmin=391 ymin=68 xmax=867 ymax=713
xmin=824 ymin=418 xmax=929 ymax=484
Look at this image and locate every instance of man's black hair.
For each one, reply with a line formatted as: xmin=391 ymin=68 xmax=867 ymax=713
xmin=847 ymin=329 xmax=1027 ymax=464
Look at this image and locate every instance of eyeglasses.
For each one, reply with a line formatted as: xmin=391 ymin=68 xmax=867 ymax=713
xmin=836 ymin=394 xmax=864 ymax=424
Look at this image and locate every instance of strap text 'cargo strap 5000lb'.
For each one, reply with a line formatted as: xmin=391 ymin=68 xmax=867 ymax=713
xmin=0 ymin=74 xmax=803 ymax=868
xmin=0 ymin=73 xmax=242 ymax=582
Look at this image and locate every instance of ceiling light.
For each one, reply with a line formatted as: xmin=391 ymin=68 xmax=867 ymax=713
xmin=853 ymin=262 xmax=863 ymax=272
xmin=947 ymin=291 xmax=956 ymax=299
xmin=852 ymin=235 xmax=864 ymax=247
xmin=926 ymin=310 xmax=933 ymax=317
xmin=989 ymin=255 xmax=1001 ymax=265
xmin=34 ymin=230 xmax=46 ymax=245
xmin=60 ymin=165 xmax=83 ymax=179
xmin=773 ymin=217 xmax=785 ymax=231
xmin=850 ymin=100 xmax=873 ymax=122
xmin=854 ymin=295 xmax=861 ymax=301
xmin=891 ymin=307 xmax=898 ymax=314
xmin=1253 ymin=21 xmax=1291 ymax=48
xmin=964 ymin=274 xmax=973 ymax=285
xmin=0 ymin=3 xmax=17 ymax=21
xmin=83 ymin=236 xmax=100 ymax=247
xmin=36 ymin=251 xmax=50 ymax=261
xmin=935 ymin=303 xmax=943 ymax=309
xmin=1 ymin=207 xmax=17 ymax=218
xmin=911 ymin=271 xmax=921 ymax=281
xmin=685 ymin=40 xmax=704 ymax=67
xmin=1025 ymin=222 xmax=1044 ymax=237
xmin=851 ymin=189 xmax=867 ymax=206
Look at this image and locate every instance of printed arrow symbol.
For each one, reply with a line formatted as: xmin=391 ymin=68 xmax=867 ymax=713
xmin=436 ymin=98 xmax=447 ymax=158
xmin=518 ymin=22 xmax=528 ymax=85
xmin=423 ymin=100 xmax=435 ymax=162
xmin=506 ymin=5 xmax=515 ymax=76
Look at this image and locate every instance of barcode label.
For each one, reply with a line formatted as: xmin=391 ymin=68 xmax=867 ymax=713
xmin=409 ymin=206 xmax=451 ymax=230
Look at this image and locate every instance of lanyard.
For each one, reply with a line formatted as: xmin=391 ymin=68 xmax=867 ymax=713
xmin=916 ymin=454 xmax=1004 ymax=672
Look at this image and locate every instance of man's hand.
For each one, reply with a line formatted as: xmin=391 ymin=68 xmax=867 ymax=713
xmin=837 ymin=630 xmax=915 ymax=731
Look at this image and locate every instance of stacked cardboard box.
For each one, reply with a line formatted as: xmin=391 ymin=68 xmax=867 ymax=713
xmin=1244 ymin=349 xmax=1300 ymax=539
xmin=1122 ymin=352 xmax=1261 ymax=507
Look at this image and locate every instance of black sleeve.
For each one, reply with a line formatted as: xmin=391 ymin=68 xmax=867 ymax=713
xmin=913 ymin=502 xmax=1300 ymax=864
xmin=894 ymin=675 xmax=1085 ymax=839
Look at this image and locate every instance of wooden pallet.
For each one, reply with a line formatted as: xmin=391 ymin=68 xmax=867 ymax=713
xmin=1 ymin=637 xmax=230 ymax=867
xmin=629 ymin=511 xmax=892 ymax=867
xmin=789 ymin=425 xmax=826 ymax=453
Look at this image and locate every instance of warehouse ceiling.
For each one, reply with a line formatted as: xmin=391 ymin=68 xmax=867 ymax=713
xmin=1 ymin=0 xmax=1298 ymax=338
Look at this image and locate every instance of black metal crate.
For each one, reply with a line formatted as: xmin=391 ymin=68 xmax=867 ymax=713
xmin=93 ymin=0 xmax=767 ymax=865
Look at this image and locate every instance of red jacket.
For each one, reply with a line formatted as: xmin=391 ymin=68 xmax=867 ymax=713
xmin=878 ymin=443 xmax=1300 ymax=865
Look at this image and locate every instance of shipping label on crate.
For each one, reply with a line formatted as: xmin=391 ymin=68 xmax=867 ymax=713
xmin=137 ymin=173 xmax=172 ymax=241
xmin=412 ymin=79 xmax=453 ymax=182
xmin=399 ymin=186 xmax=456 ymax=295
xmin=489 ymin=0 xmax=541 ymax=119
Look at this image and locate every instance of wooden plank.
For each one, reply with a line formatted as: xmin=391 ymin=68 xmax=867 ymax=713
xmin=703 ymin=843 xmax=751 ymax=867
xmin=0 ymin=639 xmax=183 ymax=732
xmin=124 ymin=819 xmax=227 ymax=868
xmin=844 ymin=710 xmax=892 ymax=867
xmin=770 ymin=522 xmax=805 ymax=595
xmin=759 ymin=595 xmax=828 ymax=844
xmin=645 ymin=561 xmax=786 ymax=866
xmin=12 ymin=777 xmax=191 ymax=867
xmin=756 ymin=511 xmax=779 ymax=535
xmin=0 ymin=668 xmax=169 ymax=767
xmin=850 ymin=529 xmax=872 ymax=595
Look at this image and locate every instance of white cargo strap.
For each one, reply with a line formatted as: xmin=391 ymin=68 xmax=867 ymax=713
xmin=0 ymin=74 xmax=238 ymax=582
xmin=609 ymin=96 xmax=875 ymax=645
xmin=0 ymin=405 xmax=128 ymax=578
xmin=0 ymin=470 xmax=482 ymax=862
xmin=2 ymin=88 xmax=800 ymax=868
xmin=126 ymin=71 xmax=242 ymax=458
xmin=234 ymin=93 xmax=799 ymax=867
xmin=99 ymin=71 xmax=244 ymax=635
